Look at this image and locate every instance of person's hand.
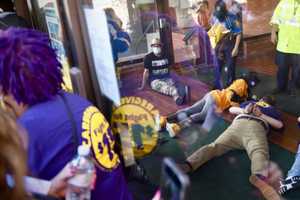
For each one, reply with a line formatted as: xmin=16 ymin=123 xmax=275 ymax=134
xmin=48 ymin=163 xmax=76 ymax=198
xmin=231 ymin=47 xmax=239 ymax=57
xmin=271 ymin=32 xmax=277 ymax=45
xmin=244 ymin=103 xmax=254 ymax=114
xmin=252 ymin=104 xmax=262 ymax=117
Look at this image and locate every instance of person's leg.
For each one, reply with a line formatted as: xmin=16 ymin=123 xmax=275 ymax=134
xmin=275 ymin=51 xmax=289 ymax=92
xmin=214 ymin=58 xmax=224 ymax=89
xmin=150 ymin=79 xmax=183 ymax=104
xmin=225 ymin=49 xmax=236 ymax=87
xmin=187 ymin=94 xmax=215 ymax=123
xmin=288 ymin=53 xmax=300 ymax=95
xmin=243 ymin=122 xmax=281 ymax=200
xmin=201 ymin=104 xmax=220 ymax=132
xmin=167 ymin=94 xmax=210 ymax=124
xmin=185 ymin=120 xmax=243 ymax=171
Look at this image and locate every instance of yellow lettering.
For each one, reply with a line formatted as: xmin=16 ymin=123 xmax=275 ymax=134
xmin=134 ymin=97 xmax=142 ymax=105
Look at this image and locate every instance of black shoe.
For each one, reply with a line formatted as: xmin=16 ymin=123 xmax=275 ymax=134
xmin=129 ymin=164 xmax=151 ymax=184
xmin=167 ymin=112 xmax=178 ymax=123
xmin=175 ymin=96 xmax=184 ymax=105
xmin=272 ymin=88 xmax=285 ymax=95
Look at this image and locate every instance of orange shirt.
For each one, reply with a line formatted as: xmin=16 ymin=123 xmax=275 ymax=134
xmin=210 ymin=79 xmax=248 ymax=111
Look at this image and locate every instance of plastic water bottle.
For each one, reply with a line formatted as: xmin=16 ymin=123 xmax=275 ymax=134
xmin=66 ymin=145 xmax=95 ymax=200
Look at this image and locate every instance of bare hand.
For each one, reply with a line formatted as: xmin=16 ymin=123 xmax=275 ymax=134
xmin=271 ymin=32 xmax=277 ymax=45
xmin=244 ymin=103 xmax=254 ymax=114
xmin=48 ymin=163 xmax=76 ymax=198
xmin=231 ymin=47 xmax=239 ymax=57
xmin=252 ymin=105 xmax=262 ymax=117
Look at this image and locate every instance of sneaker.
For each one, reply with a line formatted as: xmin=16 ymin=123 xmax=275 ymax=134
xmin=175 ymin=96 xmax=184 ymax=105
xmin=249 ymin=174 xmax=281 ymax=200
xmin=279 ymin=176 xmax=300 ymax=194
xmin=166 ymin=122 xmax=181 ymax=137
xmin=184 ymin=85 xmax=191 ymax=104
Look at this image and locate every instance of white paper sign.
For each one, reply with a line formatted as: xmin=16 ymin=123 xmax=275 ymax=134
xmin=83 ymin=6 xmax=121 ymax=106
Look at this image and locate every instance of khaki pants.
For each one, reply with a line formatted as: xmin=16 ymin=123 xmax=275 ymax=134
xmin=187 ymin=118 xmax=269 ymax=175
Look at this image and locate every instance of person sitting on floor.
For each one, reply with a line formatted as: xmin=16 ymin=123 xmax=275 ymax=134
xmin=139 ymin=38 xmax=189 ymax=105
xmin=279 ymin=116 xmax=300 ymax=194
xmin=166 ymin=78 xmax=249 ymax=133
xmin=179 ymin=95 xmax=284 ymax=200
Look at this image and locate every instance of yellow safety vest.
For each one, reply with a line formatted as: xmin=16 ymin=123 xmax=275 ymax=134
xmin=271 ymin=0 xmax=300 ymax=54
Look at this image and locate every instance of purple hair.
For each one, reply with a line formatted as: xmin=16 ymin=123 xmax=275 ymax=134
xmin=0 ymin=27 xmax=63 ymax=106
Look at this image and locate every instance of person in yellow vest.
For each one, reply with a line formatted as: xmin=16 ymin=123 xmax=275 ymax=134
xmin=270 ymin=0 xmax=300 ymax=96
xmin=166 ymin=79 xmax=249 ymax=133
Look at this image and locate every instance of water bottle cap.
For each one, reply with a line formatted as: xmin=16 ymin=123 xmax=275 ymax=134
xmin=77 ymin=145 xmax=90 ymax=156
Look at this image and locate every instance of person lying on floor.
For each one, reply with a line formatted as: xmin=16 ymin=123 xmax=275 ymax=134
xmin=139 ymin=38 xmax=189 ymax=105
xmin=166 ymin=78 xmax=249 ymax=133
xmin=279 ymin=116 xmax=300 ymax=194
xmin=178 ymin=95 xmax=284 ymax=200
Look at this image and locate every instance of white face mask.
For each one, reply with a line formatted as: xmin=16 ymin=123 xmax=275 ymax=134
xmin=152 ymin=47 xmax=162 ymax=55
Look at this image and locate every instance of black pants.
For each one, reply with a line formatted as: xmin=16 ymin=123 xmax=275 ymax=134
xmin=275 ymin=51 xmax=300 ymax=91
xmin=214 ymin=34 xmax=237 ymax=89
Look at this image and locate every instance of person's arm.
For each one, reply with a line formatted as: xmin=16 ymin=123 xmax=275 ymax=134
xmin=271 ymin=24 xmax=278 ymax=45
xmin=252 ymin=105 xmax=283 ymax=129
xmin=229 ymin=103 xmax=253 ymax=115
xmin=138 ymin=69 xmax=149 ymax=90
xmin=231 ymin=33 xmax=241 ymax=57
xmin=24 ymin=163 xmax=75 ymax=198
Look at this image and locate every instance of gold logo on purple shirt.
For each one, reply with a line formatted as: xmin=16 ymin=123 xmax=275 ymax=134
xmin=81 ymin=106 xmax=119 ymax=171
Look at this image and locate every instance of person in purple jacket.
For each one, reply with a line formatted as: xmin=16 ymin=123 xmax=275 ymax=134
xmin=0 ymin=27 xmax=132 ymax=200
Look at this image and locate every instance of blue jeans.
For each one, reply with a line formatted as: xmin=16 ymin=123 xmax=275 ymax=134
xmin=179 ymin=93 xmax=218 ymax=131
xmin=287 ymin=144 xmax=300 ymax=178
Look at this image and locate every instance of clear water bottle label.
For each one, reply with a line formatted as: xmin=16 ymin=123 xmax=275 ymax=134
xmin=68 ymin=172 xmax=93 ymax=188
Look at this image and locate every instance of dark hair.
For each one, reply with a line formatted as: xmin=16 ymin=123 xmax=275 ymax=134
xmin=261 ymin=95 xmax=276 ymax=106
xmin=0 ymin=27 xmax=63 ymax=106
xmin=214 ymin=0 xmax=227 ymax=13
xmin=199 ymin=0 xmax=209 ymax=7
